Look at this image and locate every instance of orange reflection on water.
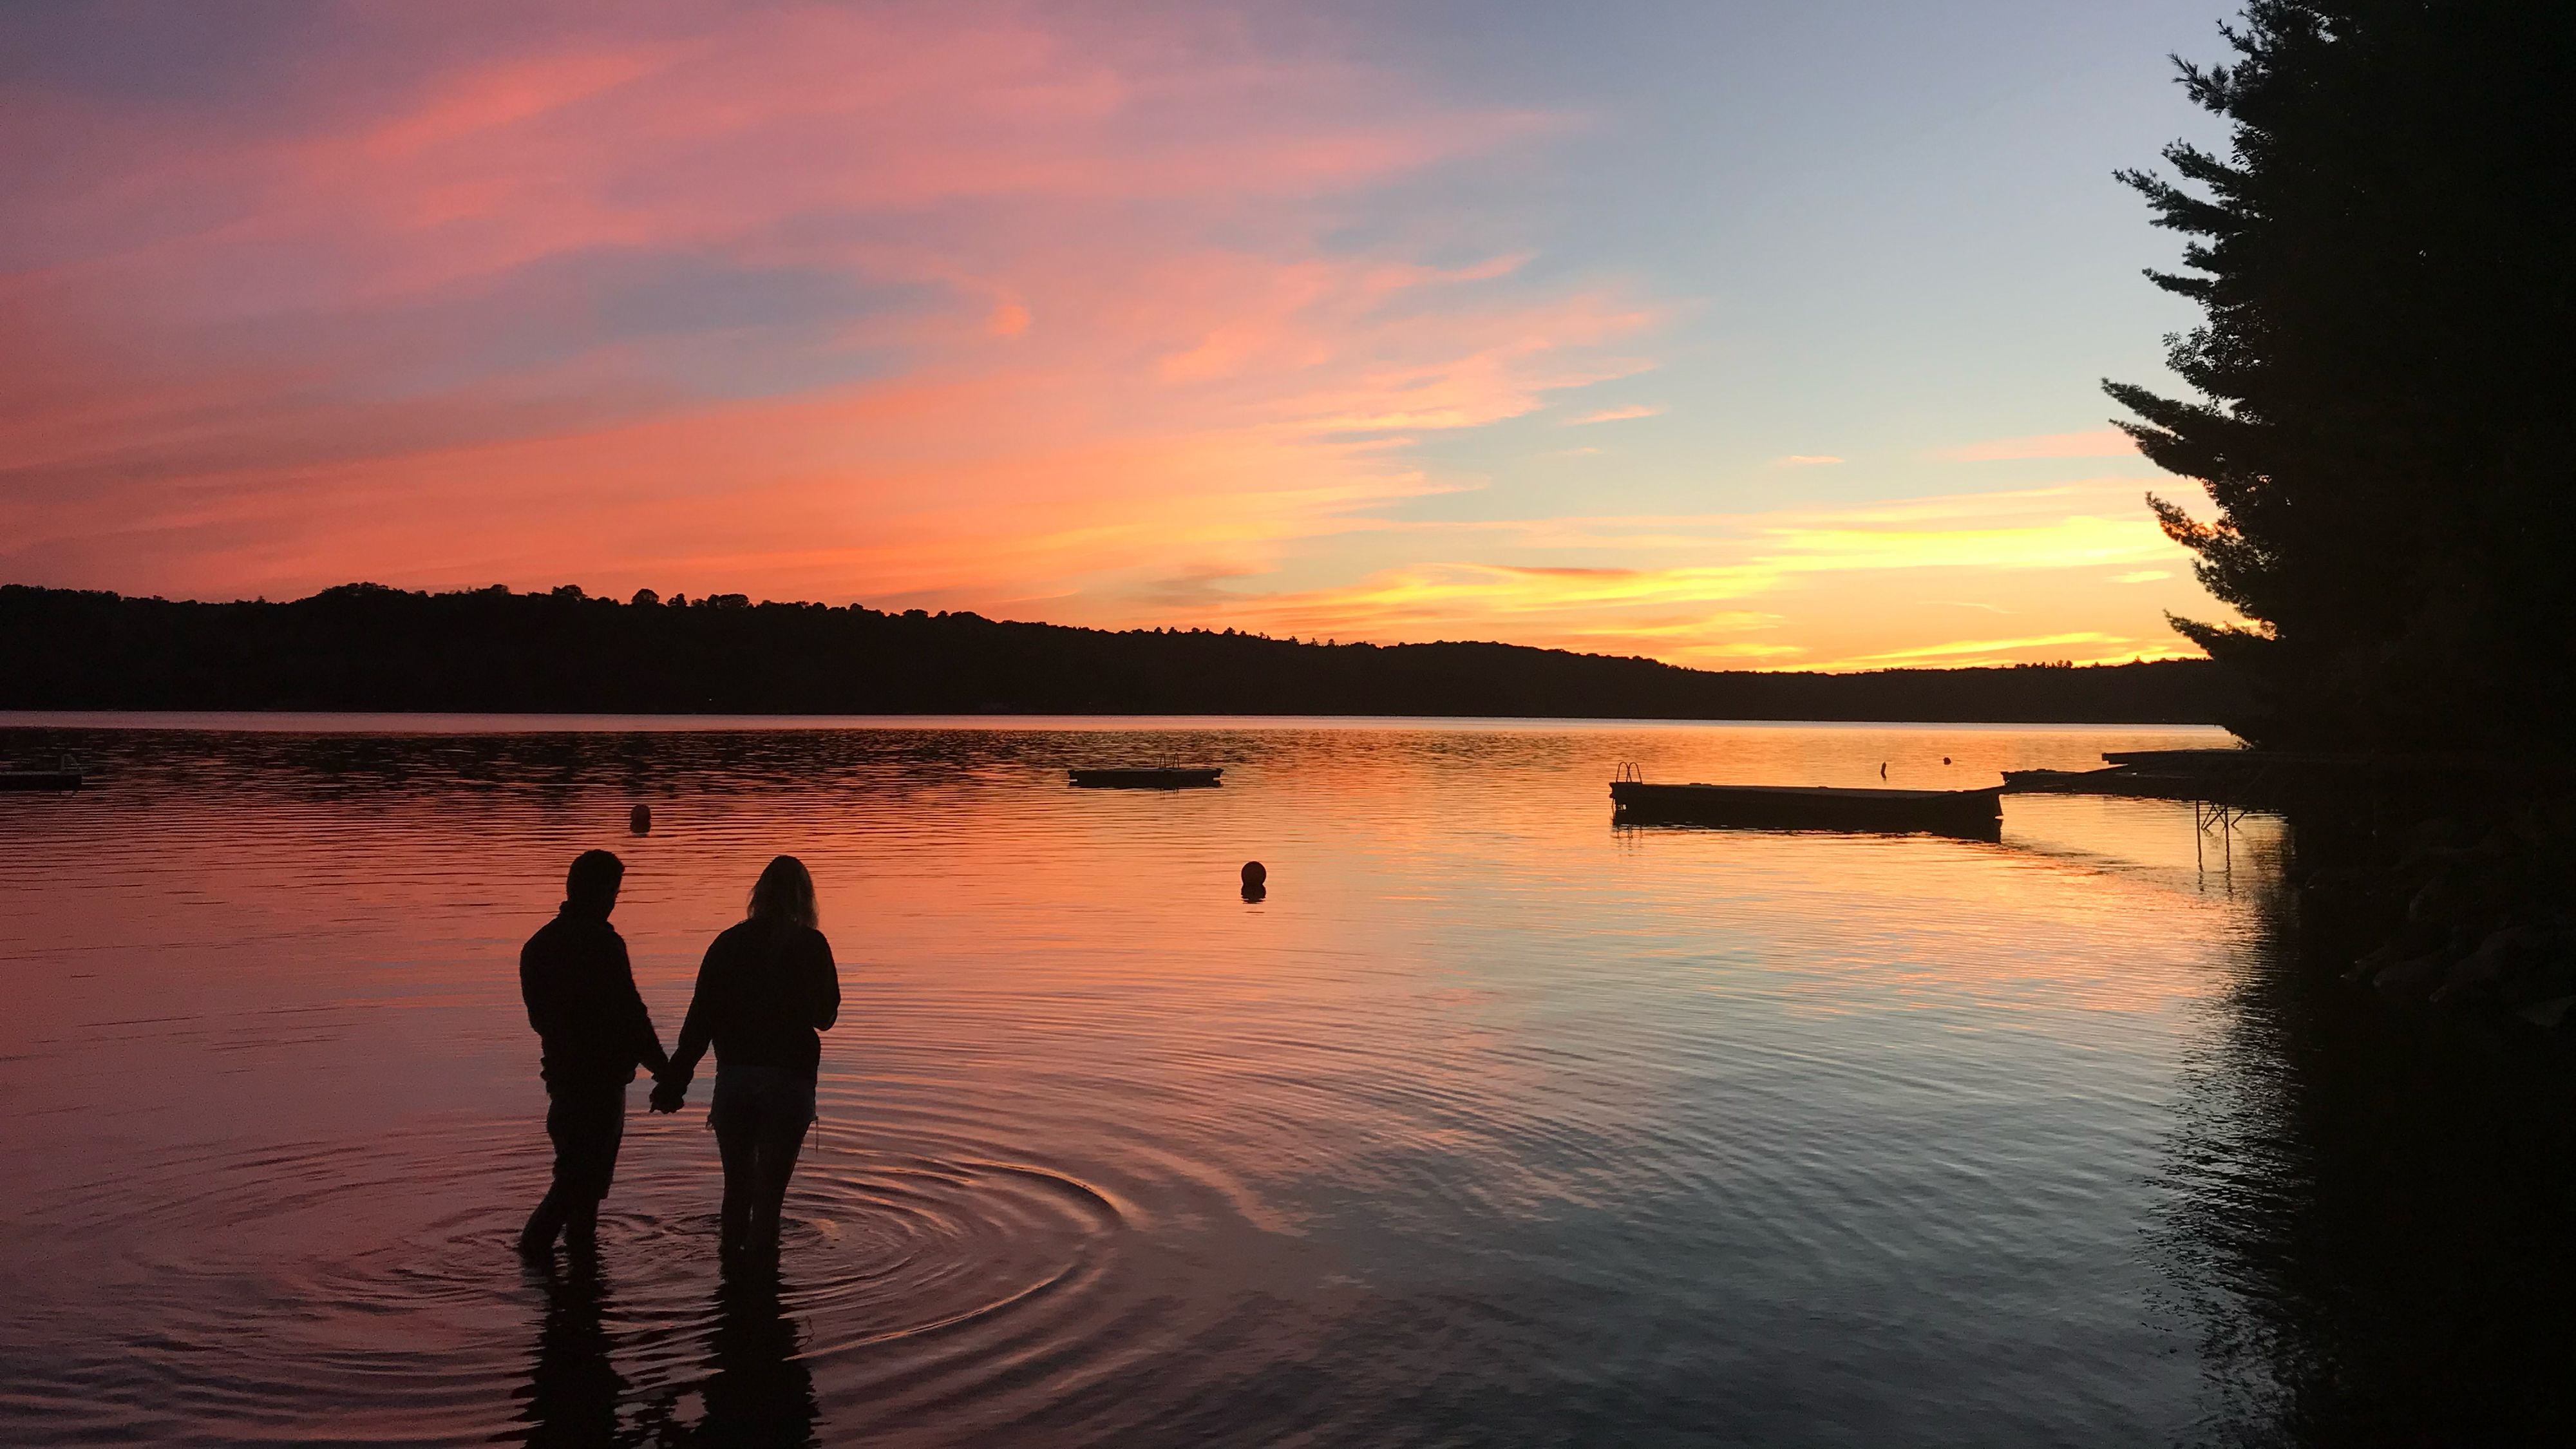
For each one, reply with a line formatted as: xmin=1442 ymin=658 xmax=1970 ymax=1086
xmin=1 ymin=717 xmax=2266 ymax=1447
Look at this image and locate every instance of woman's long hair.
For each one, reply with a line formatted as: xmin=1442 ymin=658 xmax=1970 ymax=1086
xmin=747 ymin=855 xmax=819 ymax=929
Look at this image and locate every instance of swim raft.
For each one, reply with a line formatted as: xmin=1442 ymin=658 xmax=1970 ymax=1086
xmin=1068 ymin=767 xmax=1224 ymax=789
xmin=1609 ymin=778 xmax=2002 ymax=835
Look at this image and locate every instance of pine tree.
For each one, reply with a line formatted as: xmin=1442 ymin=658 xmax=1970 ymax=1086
xmin=2110 ymin=0 xmax=2576 ymax=749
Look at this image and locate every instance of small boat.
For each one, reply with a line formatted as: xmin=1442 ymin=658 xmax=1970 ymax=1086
xmin=1068 ymin=766 xmax=1223 ymax=790
xmin=2000 ymin=764 xmax=2233 ymax=801
xmin=2000 ymin=766 xmax=2133 ymax=793
xmin=1610 ymin=778 xmax=2001 ymax=837
xmin=2 ymin=758 xmax=83 ymax=792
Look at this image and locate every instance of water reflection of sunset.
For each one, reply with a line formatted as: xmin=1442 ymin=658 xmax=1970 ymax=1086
xmin=2 ymin=718 xmax=2277 ymax=1444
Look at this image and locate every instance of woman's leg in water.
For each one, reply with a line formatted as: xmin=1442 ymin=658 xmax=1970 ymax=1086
xmin=750 ymin=1117 xmax=809 ymax=1258
xmin=715 ymin=1112 xmax=759 ymax=1257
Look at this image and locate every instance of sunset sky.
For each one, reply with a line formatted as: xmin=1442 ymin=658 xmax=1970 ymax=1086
xmin=1 ymin=0 xmax=2239 ymax=670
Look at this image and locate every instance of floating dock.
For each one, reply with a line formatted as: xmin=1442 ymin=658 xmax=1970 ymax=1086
xmin=2003 ymin=750 xmax=2576 ymax=808
xmin=1069 ymin=767 xmax=1223 ymax=789
xmin=1610 ymin=779 xmax=2002 ymax=838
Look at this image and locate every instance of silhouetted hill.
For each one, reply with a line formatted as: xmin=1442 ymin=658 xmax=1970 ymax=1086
xmin=0 ymin=583 xmax=2245 ymax=723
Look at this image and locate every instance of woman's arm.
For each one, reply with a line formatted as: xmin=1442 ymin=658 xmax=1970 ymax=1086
xmin=666 ymin=936 xmax=724 ymax=1081
xmin=808 ymin=932 xmax=841 ymax=1032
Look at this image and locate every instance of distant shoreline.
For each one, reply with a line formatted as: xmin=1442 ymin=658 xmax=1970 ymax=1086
xmin=2 ymin=583 xmax=2246 ymax=726
xmin=0 ymin=710 xmax=2248 ymax=735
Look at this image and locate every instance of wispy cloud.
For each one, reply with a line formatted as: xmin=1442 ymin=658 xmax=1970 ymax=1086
xmin=1566 ymin=403 xmax=1660 ymax=424
xmin=0 ymin=1 xmax=1651 ymax=608
xmin=0 ymin=3 xmax=2220 ymax=675
xmin=1818 ymin=632 xmax=2139 ymax=668
xmin=1149 ymin=479 xmax=2217 ymax=669
xmin=1943 ymin=428 xmax=2138 ymax=462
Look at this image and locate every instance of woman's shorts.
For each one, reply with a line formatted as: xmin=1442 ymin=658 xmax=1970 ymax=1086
xmin=710 ymin=1063 xmax=817 ymax=1135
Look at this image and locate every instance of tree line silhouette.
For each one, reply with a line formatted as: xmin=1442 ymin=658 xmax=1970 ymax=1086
xmin=0 ymin=583 xmax=2243 ymax=722
xmin=2112 ymin=0 xmax=2576 ymax=751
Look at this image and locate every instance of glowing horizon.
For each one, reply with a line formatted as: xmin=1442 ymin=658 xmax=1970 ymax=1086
xmin=0 ymin=1 xmax=2239 ymax=672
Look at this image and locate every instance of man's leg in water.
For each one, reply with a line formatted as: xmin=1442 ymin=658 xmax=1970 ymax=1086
xmin=522 ymin=1092 xmax=573 ymax=1255
xmin=525 ymin=1084 xmax=625 ymax=1256
xmin=522 ymin=1184 xmax=569 ymax=1255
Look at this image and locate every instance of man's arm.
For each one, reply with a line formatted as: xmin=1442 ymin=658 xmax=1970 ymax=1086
xmin=612 ymin=934 xmax=670 ymax=1077
xmin=520 ymin=942 xmax=563 ymax=1040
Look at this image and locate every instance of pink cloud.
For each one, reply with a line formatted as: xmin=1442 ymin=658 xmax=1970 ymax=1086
xmin=1565 ymin=403 xmax=1660 ymax=424
xmin=0 ymin=1 xmax=1645 ymax=612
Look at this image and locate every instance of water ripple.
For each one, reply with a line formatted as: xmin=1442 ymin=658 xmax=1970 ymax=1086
xmin=6 ymin=716 xmax=2425 ymax=1448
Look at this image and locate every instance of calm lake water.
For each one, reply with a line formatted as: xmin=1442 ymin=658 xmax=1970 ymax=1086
xmin=5 ymin=715 xmax=2575 ymax=1448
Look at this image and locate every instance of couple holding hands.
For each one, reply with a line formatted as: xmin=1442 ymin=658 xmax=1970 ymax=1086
xmin=517 ymin=850 xmax=840 ymax=1265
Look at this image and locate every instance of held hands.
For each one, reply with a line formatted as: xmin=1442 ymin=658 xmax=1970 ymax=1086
xmin=649 ymin=1075 xmax=689 ymax=1114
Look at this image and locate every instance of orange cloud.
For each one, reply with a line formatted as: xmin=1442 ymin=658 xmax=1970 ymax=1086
xmin=1155 ymin=481 xmax=2219 ymax=668
xmin=1815 ymin=631 xmax=2140 ymax=668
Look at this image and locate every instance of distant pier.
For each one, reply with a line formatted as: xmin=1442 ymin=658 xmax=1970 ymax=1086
xmin=2003 ymin=750 xmax=2576 ymax=811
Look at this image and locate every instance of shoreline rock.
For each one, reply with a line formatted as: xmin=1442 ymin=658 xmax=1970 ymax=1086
xmin=2304 ymin=796 xmax=2576 ymax=1021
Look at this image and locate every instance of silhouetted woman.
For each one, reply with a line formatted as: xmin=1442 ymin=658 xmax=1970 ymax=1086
xmin=657 ymin=856 xmax=841 ymax=1262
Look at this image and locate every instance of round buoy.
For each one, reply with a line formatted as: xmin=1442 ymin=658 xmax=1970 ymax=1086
xmin=1240 ymin=860 xmax=1267 ymax=901
xmin=629 ymin=804 xmax=652 ymax=835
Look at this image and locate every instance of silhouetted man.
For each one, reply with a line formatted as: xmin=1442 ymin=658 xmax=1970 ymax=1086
xmin=519 ymin=849 xmax=672 ymax=1258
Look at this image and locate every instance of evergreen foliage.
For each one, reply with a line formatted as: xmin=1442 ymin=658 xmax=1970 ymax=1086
xmin=2110 ymin=0 xmax=2576 ymax=748
xmin=0 ymin=583 xmax=2241 ymax=723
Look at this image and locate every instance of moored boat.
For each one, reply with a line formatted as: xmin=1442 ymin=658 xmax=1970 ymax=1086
xmin=2000 ymin=766 xmax=2134 ymax=793
xmin=1069 ymin=766 xmax=1223 ymax=789
xmin=2 ymin=761 xmax=83 ymax=791
xmin=1609 ymin=778 xmax=2001 ymax=837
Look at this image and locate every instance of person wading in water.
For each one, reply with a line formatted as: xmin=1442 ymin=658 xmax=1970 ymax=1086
xmin=654 ymin=855 xmax=841 ymax=1264
xmin=518 ymin=849 xmax=677 ymax=1258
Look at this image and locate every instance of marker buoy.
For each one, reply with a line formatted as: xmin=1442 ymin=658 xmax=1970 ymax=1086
xmin=630 ymin=804 xmax=652 ymax=835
